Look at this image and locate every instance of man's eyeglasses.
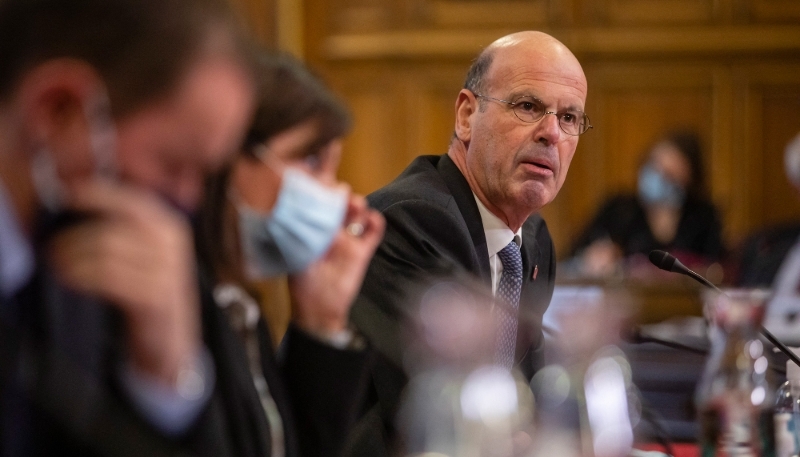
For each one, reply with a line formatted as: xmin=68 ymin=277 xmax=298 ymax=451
xmin=473 ymin=93 xmax=593 ymax=136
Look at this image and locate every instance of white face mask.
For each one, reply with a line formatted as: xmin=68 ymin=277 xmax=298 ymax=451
xmin=31 ymin=90 xmax=117 ymax=213
xmin=238 ymin=167 xmax=347 ymax=278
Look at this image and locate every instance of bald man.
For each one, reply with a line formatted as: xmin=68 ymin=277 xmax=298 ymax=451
xmin=348 ymin=31 xmax=590 ymax=453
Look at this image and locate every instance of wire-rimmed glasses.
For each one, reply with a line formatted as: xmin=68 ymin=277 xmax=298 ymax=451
xmin=474 ymin=93 xmax=593 ymax=136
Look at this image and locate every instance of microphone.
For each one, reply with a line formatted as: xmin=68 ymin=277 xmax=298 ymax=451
xmin=648 ymin=250 xmax=718 ymax=291
xmin=648 ymin=250 xmax=800 ymax=368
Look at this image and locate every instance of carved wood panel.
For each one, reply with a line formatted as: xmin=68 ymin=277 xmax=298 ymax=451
xmin=298 ymin=0 xmax=800 ymax=259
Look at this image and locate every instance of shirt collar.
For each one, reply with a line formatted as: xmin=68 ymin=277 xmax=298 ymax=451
xmin=0 ymin=180 xmax=35 ymax=300
xmin=473 ymin=194 xmax=522 ymax=257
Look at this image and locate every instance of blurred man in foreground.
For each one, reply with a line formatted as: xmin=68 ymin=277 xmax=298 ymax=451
xmin=0 ymin=0 xmax=255 ymax=454
xmin=350 ymin=31 xmax=590 ymax=453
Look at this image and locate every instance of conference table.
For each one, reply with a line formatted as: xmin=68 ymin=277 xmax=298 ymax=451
xmin=546 ymin=276 xmax=788 ymax=446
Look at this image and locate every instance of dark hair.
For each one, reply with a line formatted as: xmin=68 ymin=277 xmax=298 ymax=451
xmin=659 ymin=130 xmax=706 ymax=198
xmin=196 ymin=53 xmax=352 ymax=284
xmin=0 ymin=0 xmax=252 ymax=116
xmin=463 ymin=49 xmax=494 ymax=96
xmin=242 ymin=53 xmax=352 ymax=157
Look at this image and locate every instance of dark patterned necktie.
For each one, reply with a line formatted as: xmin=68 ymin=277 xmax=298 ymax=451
xmin=495 ymin=240 xmax=523 ymax=369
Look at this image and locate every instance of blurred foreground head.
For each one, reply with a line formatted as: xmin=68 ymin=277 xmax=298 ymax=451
xmin=198 ymin=53 xmax=353 ymax=282
xmin=0 ymin=0 xmax=256 ymax=216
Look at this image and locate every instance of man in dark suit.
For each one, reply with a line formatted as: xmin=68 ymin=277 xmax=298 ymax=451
xmin=349 ymin=31 xmax=591 ymax=453
xmin=0 ymin=0 xmax=257 ymax=455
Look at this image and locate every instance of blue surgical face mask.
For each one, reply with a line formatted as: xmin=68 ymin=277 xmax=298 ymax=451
xmin=637 ymin=165 xmax=686 ymax=207
xmin=238 ymin=167 xmax=347 ymax=278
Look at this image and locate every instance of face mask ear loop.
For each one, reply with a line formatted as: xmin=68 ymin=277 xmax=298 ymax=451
xmin=230 ymin=142 xmax=283 ymax=218
xmin=252 ymin=142 xmax=288 ymax=183
xmin=31 ymin=146 xmax=66 ymax=212
xmin=85 ymin=88 xmax=118 ymax=182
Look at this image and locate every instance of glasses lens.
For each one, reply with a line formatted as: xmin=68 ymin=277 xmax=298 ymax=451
xmin=509 ymin=95 xmax=591 ymax=135
xmin=511 ymin=97 xmax=545 ymax=123
xmin=559 ymin=113 xmax=589 ymax=136
xmin=558 ymin=111 xmax=586 ymax=135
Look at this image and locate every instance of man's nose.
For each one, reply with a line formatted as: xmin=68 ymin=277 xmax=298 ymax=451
xmin=535 ymin=112 xmax=562 ymax=146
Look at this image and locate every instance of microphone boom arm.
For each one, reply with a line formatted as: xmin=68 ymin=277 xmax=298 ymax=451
xmin=648 ymin=250 xmax=800 ymax=367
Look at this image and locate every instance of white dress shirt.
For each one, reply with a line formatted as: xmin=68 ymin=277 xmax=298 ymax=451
xmin=473 ymin=195 xmax=522 ymax=295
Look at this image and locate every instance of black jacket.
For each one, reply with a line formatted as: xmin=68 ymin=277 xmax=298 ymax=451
xmin=348 ymin=154 xmax=556 ymax=455
xmin=570 ymin=194 xmax=724 ymax=262
xmin=0 ymin=267 xmax=371 ymax=457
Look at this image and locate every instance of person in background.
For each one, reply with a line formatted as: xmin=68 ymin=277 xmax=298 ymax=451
xmin=0 ymin=0 xmax=255 ymax=455
xmin=195 ymin=53 xmax=384 ymax=457
xmin=566 ymin=130 xmax=723 ymax=278
xmin=737 ymin=133 xmax=800 ymax=288
xmin=349 ymin=30 xmax=590 ymax=454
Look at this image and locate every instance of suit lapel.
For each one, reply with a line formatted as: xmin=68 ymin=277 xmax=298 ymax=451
xmin=520 ymin=222 xmax=539 ymax=295
xmin=436 ymin=155 xmax=491 ymax=285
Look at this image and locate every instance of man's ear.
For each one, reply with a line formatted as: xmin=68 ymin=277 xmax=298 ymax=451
xmin=454 ymin=89 xmax=478 ymax=143
xmin=18 ymin=58 xmax=106 ymax=182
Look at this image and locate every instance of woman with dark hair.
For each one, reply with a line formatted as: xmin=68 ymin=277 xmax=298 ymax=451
xmin=195 ymin=53 xmax=384 ymax=457
xmin=566 ymin=130 xmax=724 ymax=278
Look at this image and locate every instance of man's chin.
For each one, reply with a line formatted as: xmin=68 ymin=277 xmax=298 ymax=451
xmin=516 ymin=183 xmax=553 ymax=211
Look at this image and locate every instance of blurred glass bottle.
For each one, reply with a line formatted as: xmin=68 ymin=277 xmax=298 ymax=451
xmin=396 ymin=280 xmax=536 ymax=457
xmin=530 ymin=287 xmax=638 ymax=457
xmin=775 ymin=347 xmax=800 ymax=457
xmin=696 ymin=289 xmax=775 ymax=457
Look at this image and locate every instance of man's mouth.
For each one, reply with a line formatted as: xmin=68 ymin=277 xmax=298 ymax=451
xmin=522 ymin=159 xmax=553 ymax=173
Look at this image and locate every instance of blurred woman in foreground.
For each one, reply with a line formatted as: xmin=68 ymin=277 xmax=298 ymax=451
xmin=196 ymin=53 xmax=384 ymax=457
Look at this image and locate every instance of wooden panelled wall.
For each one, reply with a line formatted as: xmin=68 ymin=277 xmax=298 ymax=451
xmin=237 ymin=0 xmax=800 ymax=261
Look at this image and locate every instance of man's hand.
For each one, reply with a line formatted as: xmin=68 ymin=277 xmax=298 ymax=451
xmin=288 ymin=194 xmax=385 ymax=336
xmin=48 ymin=180 xmax=201 ymax=387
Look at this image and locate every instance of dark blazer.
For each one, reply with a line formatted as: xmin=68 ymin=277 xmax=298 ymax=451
xmin=348 ymin=154 xmax=556 ymax=454
xmin=736 ymin=223 xmax=800 ymax=287
xmin=0 ymin=268 xmax=198 ymax=457
xmin=184 ymin=273 xmax=374 ymax=457
xmin=0 ymin=266 xmax=370 ymax=457
xmin=569 ymin=194 xmax=724 ymax=262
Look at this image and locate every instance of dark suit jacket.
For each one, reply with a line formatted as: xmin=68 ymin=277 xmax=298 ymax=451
xmin=0 ymin=266 xmax=370 ymax=457
xmin=199 ymin=287 xmax=372 ymax=457
xmin=0 ymin=268 xmax=197 ymax=457
xmin=736 ymin=223 xmax=800 ymax=287
xmin=348 ymin=154 xmax=556 ymax=454
xmin=569 ymin=194 xmax=724 ymax=262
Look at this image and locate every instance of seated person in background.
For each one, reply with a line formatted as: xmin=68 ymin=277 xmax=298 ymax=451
xmin=195 ymin=53 xmax=384 ymax=457
xmin=565 ymin=130 xmax=724 ymax=278
xmin=737 ymin=132 xmax=800 ymax=288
